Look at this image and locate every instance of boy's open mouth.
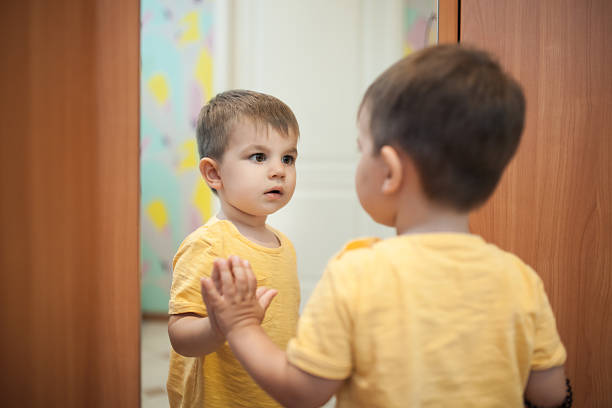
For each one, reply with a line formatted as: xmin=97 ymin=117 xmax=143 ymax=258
xmin=265 ymin=189 xmax=283 ymax=196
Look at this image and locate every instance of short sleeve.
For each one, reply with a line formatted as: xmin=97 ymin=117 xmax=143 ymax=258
xmin=286 ymin=260 xmax=354 ymax=380
xmin=168 ymin=236 xmax=216 ymax=316
xmin=531 ymin=278 xmax=567 ymax=370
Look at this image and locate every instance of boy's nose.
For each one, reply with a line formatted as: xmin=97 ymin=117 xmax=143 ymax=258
xmin=268 ymin=161 xmax=285 ymax=178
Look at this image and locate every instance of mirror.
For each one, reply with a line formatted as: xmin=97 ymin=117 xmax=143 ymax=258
xmin=139 ymin=1 xmax=438 ymax=406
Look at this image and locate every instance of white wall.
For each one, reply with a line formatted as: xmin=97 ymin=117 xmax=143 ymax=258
xmin=225 ymin=0 xmax=406 ymax=307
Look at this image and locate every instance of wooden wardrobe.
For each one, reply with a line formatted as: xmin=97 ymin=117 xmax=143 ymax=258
xmin=440 ymin=0 xmax=612 ymax=405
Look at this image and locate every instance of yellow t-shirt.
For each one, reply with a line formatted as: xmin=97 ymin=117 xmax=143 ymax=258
xmin=167 ymin=217 xmax=300 ymax=408
xmin=287 ymin=234 xmax=566 ymax=407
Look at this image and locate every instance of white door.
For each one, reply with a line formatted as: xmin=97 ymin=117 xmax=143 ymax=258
xmin=226 ymin=0 xmax=412 ymax=304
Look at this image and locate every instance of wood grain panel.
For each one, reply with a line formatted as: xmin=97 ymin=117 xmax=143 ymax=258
xmin=462 ymin=0 xmax=612 ymax=405
xmin=0 ymin=1 xmax=140 ymax=406
xmin=0 ymin=2 xmax=33 ymax=399
xmin=92 ymin=1 xmax=141 ymax=406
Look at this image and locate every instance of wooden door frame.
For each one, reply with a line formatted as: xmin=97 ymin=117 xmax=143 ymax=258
xmin=0 ymin=1 xmax=140 ymax=406
xmin=438 ymin=0 xmax=459 ymax=44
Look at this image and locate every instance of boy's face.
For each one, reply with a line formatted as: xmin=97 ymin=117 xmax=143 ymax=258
xmin=216 ymin=119 xmax=298 ymax=217
xmin=355 ymin=106 xmax=395 ymax=226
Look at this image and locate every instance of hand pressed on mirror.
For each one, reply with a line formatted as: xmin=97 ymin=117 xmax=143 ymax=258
xmin=201 ymin=255 xmax=342 ymax=408
xmin=200 ymin=256 xmax=278 ymax=339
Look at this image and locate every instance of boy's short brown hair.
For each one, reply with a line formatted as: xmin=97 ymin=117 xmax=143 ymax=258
xmin=361 ymin=44 xmax=525 ymax=211
xmin=196 ymin=89 xmax=299 ymax=160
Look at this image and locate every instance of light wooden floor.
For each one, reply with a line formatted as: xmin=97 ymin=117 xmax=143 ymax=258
xmin=141 ymin=319 xmax=171 ymax=408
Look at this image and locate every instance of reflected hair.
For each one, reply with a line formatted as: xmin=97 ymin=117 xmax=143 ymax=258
xmin=196 ymin=89 xmax=299 ymax=161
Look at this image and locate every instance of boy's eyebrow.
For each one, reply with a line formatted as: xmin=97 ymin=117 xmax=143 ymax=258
xmin=243 ymin=144 xmax=270 ymax=152
xmin=244 ymin=144 xmax=298 ymax=155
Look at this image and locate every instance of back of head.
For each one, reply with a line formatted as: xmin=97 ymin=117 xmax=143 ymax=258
xmin=362 ymin=44 xmax=526 ymax=211
xmin=196 ymin=89 xmax=299 ymax=160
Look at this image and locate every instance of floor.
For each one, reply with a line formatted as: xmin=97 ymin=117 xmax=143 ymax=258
xmin=141 ymin=319 xmax=171 ymax=408
xmin=141 ymin=319 xmax=335 ymax=408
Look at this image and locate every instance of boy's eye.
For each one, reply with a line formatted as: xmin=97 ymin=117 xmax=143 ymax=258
xmin=250 ymin=153 xmax=266 ymax=162
xmin=282 ymin=155 xmax=295 ymax=165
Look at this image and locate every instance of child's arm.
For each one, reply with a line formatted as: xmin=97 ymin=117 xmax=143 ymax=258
xmin=524 ymin=366 xmax=567 ymax=407
xmin=168 ymin=265 xmax=281 ymax=358
xmin=167 ymin=312 xmax=224 ymax=357
xmin=202 ymin=257 xmax=343 ymax=408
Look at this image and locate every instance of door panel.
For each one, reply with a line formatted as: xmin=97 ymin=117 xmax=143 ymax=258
xmin=462 ymin=1 xmax=612 ymax=405
xmin=0 ymin=1 xmax=140 ymax=406
xmin=232 ymin=0 xmax=404 ymax=304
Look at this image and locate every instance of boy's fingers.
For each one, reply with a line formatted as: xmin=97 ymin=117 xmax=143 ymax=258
xmin=201 ymin=277 xmax=221 ymax=304
xmin=200 ymin=282 xmax=216 ymax=315
xmin=255 ymin=286 xmax=267 ymax=298
xmin=212 ymin=260 xmax=223 ymax=295
xmin=200 ymin=278 xmax=209 ymax=303
xmin=256 ymin=287 xmax=278 ymax=312
xmin=230 ymin=256 xmax=248 ymax=300
xmin=217 ymin=258 xmax=236 ymax=298
xmin=244 ymin=260 xmax=257 ymax=299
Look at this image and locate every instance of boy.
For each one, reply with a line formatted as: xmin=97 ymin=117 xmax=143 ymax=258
xmin=167 ymin=89 xmax=301 ymax=407
xmin=201 ymin=45 xmax=569 ymax=407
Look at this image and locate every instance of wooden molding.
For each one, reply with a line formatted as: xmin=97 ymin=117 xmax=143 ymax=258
xmin=438 ymin=0 xmax=459 ymax=43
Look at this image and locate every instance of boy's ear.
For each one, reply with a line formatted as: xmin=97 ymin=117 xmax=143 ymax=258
xmin=380 ymin=145 xmax=403 ymax=194
xmin=199 ymin=157 xmax=222 ymax=191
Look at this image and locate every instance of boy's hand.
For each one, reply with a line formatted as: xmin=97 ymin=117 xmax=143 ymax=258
xmin=201 ymin=256 xmax=278 ymax=337
xmin=200 ymin=278 xmax=224 ymax=342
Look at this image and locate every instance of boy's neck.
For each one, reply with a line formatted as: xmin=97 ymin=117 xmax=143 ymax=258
xmin=397 ymin=213 xmax=471 ymax=235
xmin=216 ymin=203 xmax=280 ymax=248
xmin=395 ymin=196 xmax=471 ymax=236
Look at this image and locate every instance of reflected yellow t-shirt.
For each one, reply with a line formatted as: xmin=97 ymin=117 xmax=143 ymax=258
xmin=167 ymin=217 xmax=300 ymax=408
xmin=287 ymin=234 xmax=566 ymax=407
